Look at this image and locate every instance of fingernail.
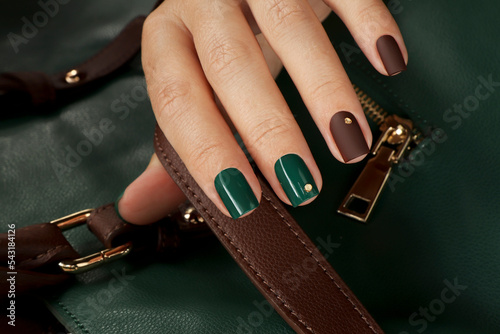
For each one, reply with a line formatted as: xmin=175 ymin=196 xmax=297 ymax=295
xmin=114 ymin=190 xmax=129 ymax=223
xmin=330 ymin=111 xmax=370 ymax=162
xmin=376 ymin=35 xmax=407 ymax=76
xmin=214 ymin=168 xmax=259 ymax=219
xmin=275 ymin=154 xmax=319 ymax=207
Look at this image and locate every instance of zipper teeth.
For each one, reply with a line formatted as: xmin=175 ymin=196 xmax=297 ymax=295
xmin=353 ymin=84 xmax=387 ymax=125
xmin=353 ymin=84 xmax=424 ymax=143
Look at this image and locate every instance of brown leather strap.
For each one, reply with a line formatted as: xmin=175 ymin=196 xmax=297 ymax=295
xmin=88 ymin=204 xmax=154 ymax=249
xmin=0 ymin=223 xmax=79 ymax=294
xmin=153 ymin=125 xmax=383 ymax=334
xmin=87 ymin=203 xmax=213 ymax=255
xmin=53 ymin=16 xmax=145 ymax=91
xmin=0 ymin=16 xmax=145 ymax=113
xmin=0 ymin=204 xmax=212 ymax=296
xmin=11 ymin=224 xmax=79 ymax=271
xmin=0 ymin=1 xmax=167 ymax=115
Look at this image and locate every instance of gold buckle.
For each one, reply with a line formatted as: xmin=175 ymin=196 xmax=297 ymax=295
xmin=50 ymin=209 xmax=133 ymax=274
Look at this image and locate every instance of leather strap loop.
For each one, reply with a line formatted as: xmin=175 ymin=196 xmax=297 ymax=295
xmin=153 ymin=125 xmax=383 ymax=334
xmin=87 ymin=204 xmax=150 ymax=249
xmin=86 ymin=203 xmax=202 ymax=253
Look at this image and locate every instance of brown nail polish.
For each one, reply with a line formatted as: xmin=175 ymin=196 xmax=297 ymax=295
xmin=330 ymin=111 xmax=370 ymax=162
xmin=376 ymin=35 xmax=407 ymax=76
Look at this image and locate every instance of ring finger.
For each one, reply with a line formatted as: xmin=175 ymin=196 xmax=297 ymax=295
xmin=181 ymin=0 xmax=323 ymax=207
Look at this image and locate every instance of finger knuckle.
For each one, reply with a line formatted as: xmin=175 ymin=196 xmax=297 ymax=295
xmin=246 ymin=115 xmax=294 ymax=151
xmin=142 ymin=9 xmax=184 ymax=70
xmin=142 ymin=5 xmax=174 ymax=37
xmin=186 ymin=139 xmax=223 ymax=172
xmin=142 ymin=13 xmax=163 ymax=56
xmin=308 ymin=78 xmax=344 ymax=102
xmin=153 ymin=77 xmax=192 ymax=125
xmin=264 ymin=0 xmax=308 ymax=32
xmin=205 ymin=35 xmax=250 ymax=79
xmin=355 ymin=3 xmax=392 ymax=32
xmin=142 ymin=14 xmax=156 ymax=37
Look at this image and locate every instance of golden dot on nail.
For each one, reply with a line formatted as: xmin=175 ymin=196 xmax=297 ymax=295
xmin=304 ymin=184 xmax=313 ymax=192
xmin=344 ymin=117 xmax=352 ymax=125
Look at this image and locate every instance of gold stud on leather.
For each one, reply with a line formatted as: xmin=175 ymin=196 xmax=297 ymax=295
xmin=304 ymin=184 xmax=313 ymax=192
xmin=65 ymin=69 xmax=80 ymax=84
xmin=183 ymin=205 xmax=205 ymax=224
xmin=344 ymin=117 xmax=352 ymax=125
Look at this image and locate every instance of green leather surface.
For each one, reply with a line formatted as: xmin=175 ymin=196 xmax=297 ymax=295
xmin=1 ymin=0 xmax=499 ymax=333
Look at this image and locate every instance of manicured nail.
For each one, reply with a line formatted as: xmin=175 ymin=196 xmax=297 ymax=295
xmin=214 ymin=168 xmax=259 ymax=219
xmin=376 ymin=35 xmax=407 ymax=76
xmin=275 ymin=154 xmax=319 ymax=207
xmin=115 ymin=190 xmax=129 ymax=223
xmin=330 ymin=111 xmax=370 ymax=162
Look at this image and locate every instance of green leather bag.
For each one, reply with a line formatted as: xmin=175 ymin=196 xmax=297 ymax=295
xmin=1 ymin=0 xmax=499 ymax=333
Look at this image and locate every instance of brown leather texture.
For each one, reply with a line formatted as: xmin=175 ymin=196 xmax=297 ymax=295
xmin=0 ymin=0 xmax=167 ymax=114
xmin=52 ymin=16 xmax=145 ymax=91
xmin=0 ymin=223 xmax=79 ymax=294
xmin=154 ymin=125 xmax=383 ymax=334
xmin=0 ymin=16 xmax=145 ymax=112
xmin=87 ymin=203 xmax=213 ymax=254
xmin=88 ymin=204 xmax=147 ymax=249
xmin=0 ymin=204 xmax=212 ymax=296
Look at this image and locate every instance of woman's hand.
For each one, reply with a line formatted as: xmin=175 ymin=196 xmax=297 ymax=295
xmin=117 ymin=0 xmax=407 ymax=222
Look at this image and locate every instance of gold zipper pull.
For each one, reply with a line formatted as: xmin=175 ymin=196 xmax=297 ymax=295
xmin=338 ymin=115 xmax=414 ymax=223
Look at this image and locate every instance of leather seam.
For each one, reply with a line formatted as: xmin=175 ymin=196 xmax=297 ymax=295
xmin=57 ymin=301 xmax=91 ymax=334
xmin=88 ymin=204 xmax=122 ymax=245
xmin=155 ymin=132 xmax=314 ymax=333
xmin=17 ymin=244 xmax=72 ymax=268
xmin=104 ymin=208 xmax=125 ymax=241
xmin=262 ymin=193 xmax=379 ymax=334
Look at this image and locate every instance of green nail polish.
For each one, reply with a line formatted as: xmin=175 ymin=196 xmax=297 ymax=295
xmin=214 ymin=168 xmax=259 ymax=219
xmin=274 ymin=154 xmax=319 ymax=207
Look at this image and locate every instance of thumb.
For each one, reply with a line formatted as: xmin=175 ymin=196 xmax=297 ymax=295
xmin=116 ymin=153 xmax=186 ymax=225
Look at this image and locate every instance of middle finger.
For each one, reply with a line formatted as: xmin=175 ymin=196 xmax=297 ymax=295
xmin=247 ymin=0 xmax=373 ymax=163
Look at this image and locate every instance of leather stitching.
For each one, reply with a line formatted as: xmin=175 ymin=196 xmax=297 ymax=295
xmin=104 ymin=208 xmax=125 ymax=241
xmin=18 ymin=244 xmax=72 ymax=267
xmin=57 ymin=301 xmax=91 ymax=333
xmin=88 ymin=204 xmax=122 ymax=245
xmin=262 ymin=193 xmax=378 ymax=334
xmin=154 ymin=132 xmax=315 ymax=333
